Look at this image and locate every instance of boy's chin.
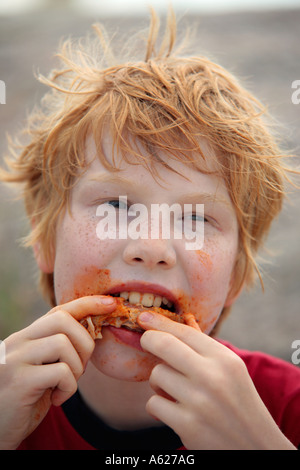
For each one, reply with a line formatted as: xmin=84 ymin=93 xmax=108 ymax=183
xmin=90 ymin=327 xmax=159 ymax=382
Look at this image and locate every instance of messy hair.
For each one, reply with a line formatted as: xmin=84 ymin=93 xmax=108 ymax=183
xmin=0 ymin=9 xmax=296 ymax=325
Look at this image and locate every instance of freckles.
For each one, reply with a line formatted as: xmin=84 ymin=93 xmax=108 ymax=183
xmin=191 ymin=247 xmax=233 ymax=290
xmin=62 ymin=212 xmax=108 ymax=257
xmin=56 ymin=211 xmax=123 ymax=303
xmin=181 ymin=248 xmax=213 ymax=297
xmin=59 ymin=266 xmax=115 ymax=303
xmin=194 ymin=250 xmax=213 ymax=273
xmin=177 ymin=249 xmax=226 ymax=332
xmin=187 ymin=249 xmax=214 ymax=286
xmin=73 ymin=266 xmax=112 ymax=298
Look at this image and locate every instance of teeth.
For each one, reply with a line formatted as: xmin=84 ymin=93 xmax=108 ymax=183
xmin=119 ymin=291 xmax=173 ymax=310
xmin=141 ymin=293 xmax=154 ymax=307
xmin=153 ymin=295 xmax=162 ymax=307
xmin=128 ymin=292 xmax=141 ymax=304
xmin=120 ymin=291 xmax=129 ymax=300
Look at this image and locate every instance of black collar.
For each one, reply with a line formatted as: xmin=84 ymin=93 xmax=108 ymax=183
xmin=62 ymin=390 xmax=182 ymax=450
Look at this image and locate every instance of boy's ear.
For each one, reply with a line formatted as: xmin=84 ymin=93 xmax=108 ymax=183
xmin=33 ymin=241 xmax=54 ymax=274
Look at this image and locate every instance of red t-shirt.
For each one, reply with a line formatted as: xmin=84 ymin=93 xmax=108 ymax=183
xmin=17 ymin=340 xmax=300 ymax=450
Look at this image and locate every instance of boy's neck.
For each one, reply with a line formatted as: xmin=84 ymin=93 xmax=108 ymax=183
xmin=78 ymin=361 xmax=161 ymax=431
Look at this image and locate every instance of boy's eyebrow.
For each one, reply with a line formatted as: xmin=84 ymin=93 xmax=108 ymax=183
xmin=88 ymin=173 xmax=133 ymax=186
xmin=88 ymin=174 xmax=233 ymax=210
xmin=177 ymin=192 xmax=233 ymax=209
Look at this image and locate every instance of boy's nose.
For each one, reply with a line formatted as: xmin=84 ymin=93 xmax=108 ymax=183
xmin=122 ymin=238 xmax=177 ymax=269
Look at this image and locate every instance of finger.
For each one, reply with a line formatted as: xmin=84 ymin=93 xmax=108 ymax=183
xmin=24 ymin=335 xmax=85 ymax=380
xmin=138 ymin=311 xmax=221 ymax=356
xmin=23 ymin=362 xmax=78 ymax=407
xmin=149 ymin=363 xmax=190 ymax=405
xmin=146 ymin=394 xmax=182 ymax=435
xmin=50 ymin=362 xmax=78 ymax=406
xmin=24 ymin=311 xmax=95 ymax=368
xmin=141 ymin=329 xmax=202 ymax=377
xmin=49 ymin=295 xmax=116 ymax=321
xmin=149 ymin=385 xmax=177 ymax=403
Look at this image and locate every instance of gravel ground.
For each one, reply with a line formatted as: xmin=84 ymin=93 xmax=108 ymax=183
xmin=0 ymin=6 xmax=299 ymax=361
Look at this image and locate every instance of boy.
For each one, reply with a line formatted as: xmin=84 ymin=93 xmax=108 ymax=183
xmin=0 ymin=10 xmax=299 ymax=450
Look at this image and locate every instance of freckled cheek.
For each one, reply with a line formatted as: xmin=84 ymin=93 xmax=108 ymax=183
xmin=54 ymin=215 xmax=123 ymax=300
xmin=182 ymin=249 xmax=235 ymax=333
xmin=55 ymin=217 xmax=119 ymax=275
xmin=57 ymin=215 xmax=109 ymax=262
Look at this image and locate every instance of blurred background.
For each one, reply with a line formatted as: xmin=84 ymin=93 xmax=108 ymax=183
xmin=0 ymin=0 xmax=299 ymax=361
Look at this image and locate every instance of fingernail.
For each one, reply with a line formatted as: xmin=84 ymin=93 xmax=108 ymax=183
xmin=100 ymin=296 xmax=115 ymax=305
xmin=139 ymin=311 xmax=154 ymax=322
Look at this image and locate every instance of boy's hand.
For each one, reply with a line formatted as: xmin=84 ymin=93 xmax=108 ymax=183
xmin=138 ymin=312 xmax=296 ymax=450
xmin=0 ymin=295 xmax=116 ymax=450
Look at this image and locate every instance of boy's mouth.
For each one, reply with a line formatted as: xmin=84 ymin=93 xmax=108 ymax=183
xmin=80 ymin=293 xmax=182 ymax=341
xmin=80 ymin=283 xmax=199 ymax=341
xmin=105 ymin=281 xmax=180 ymax=314
xmin=109 ymin=291 xmax=176 ymax=313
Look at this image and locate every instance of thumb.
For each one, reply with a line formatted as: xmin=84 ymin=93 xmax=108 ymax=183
xmin=49 ymin=295 xmax=116 ymax=321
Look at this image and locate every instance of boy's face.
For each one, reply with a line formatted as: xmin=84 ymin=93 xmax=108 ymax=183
xmin=52 ymin=134 xmax=239 ymax=381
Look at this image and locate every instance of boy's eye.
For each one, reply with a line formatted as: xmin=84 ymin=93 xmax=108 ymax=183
xmin=191 ymin=214 xmax=205 ymax=222
xmin=106 ymin=199 xmax=129 ymax=210
xmin=183 ymin=214 xmax=207 ymax=223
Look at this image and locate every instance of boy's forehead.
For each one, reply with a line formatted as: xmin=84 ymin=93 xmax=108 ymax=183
xmin=84 ymin=132 xmax=220 ymax=176
xmin=80 ymin=134 xmax=233 ymax=210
